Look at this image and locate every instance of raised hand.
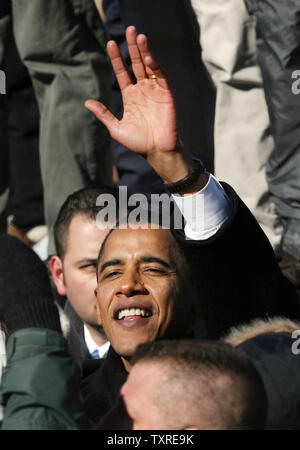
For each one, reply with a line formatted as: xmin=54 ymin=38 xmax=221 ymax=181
xmin=85 ymin=26 xmax=193 ymax=183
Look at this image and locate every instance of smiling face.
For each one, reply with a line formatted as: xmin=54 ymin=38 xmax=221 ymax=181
xmin=50 ymin=214 xmax=110 ymax=326
xmin=95 ymin=227 xmax=193 ymax=368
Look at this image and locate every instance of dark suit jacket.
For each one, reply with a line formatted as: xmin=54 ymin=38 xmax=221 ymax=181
xmin=172 ymin=183 xmax=298 ymax=339
xmin=81 ymin=346 xmax=127 ymax=427
xmin=64 ymin=301 xmax=90 ymax=368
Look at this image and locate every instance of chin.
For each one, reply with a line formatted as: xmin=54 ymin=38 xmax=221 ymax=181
xmin=114 ymin=340 xmax=143 ymax=359
xmin=117 ymin=346 xmax=138 ymax=359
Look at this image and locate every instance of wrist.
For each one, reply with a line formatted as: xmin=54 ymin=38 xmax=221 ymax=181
xmin=147 ymin=143 xmax=194 ymax=184
xmin=165 ymin=158 xmax=207 ymax=196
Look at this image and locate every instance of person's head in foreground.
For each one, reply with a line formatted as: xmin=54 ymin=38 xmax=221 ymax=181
xmin=120 ymin=340 xmax=267 ymax=430
xmin=94 ymin=216 xmax=197 ymax=372
xmin=50 ymin=187 xmax=120 ymax=335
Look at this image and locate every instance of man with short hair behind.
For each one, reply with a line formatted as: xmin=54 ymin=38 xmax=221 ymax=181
xmin=120 ymin=340 xmax=267 ymax=430
xmin=50 ymin=186 xmax=121 ymax=366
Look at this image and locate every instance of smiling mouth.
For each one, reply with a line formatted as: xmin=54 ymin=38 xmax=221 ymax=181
xmin=115 ymin=307 xmax=152 ymax=321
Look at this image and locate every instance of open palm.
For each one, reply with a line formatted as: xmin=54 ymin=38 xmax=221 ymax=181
xmin=85 ymin=27 xmax=179 ymax=158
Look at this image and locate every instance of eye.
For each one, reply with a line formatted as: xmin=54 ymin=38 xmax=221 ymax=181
xmin=104 ymin=270 xmax=122 ymax=279
xmin=144 ymin=267 xmax=166 ymax=275
xmin=81 ymin=263 xmax=97 ymax=271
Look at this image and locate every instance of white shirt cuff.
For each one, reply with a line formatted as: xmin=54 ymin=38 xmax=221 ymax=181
xmin=171 ymin=173 xmax=232 ymax=240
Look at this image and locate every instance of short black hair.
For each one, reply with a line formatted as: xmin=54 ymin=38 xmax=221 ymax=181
xmin=54 ymin=186 xmax=120 ymax=258
xmin=131 ymin=340 xmax=268 ymax=430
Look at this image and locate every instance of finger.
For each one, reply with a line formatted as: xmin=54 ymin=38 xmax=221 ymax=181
xmin=106 ymin=40 xmax=132 ymax=91
xmin=126 ymin=26 xmax=147 ymax=81
xmin=137 ymin=34 xmax=169 ymax=90
xmin=85 ymin=100 xmax=119 ymax=138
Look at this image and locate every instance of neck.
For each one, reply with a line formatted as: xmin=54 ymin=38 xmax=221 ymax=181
xmin=121 ymin=356 xmax=132 ymax=373
xmin=85 ymin=323 xmax=107 ymax=348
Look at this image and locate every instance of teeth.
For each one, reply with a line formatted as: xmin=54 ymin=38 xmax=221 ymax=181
xmin=117 ymin=308 xmax=151 ymax=320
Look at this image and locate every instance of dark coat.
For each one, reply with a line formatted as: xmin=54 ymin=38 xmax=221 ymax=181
xmin=64 ymin=301 xmax=90 ymax=368
xmin=80 ymin=346 xmax=127 ymax=427
xmin=171 ymin=183 xmax=298 ymax=340
xmin=239 ymin=332 xmax=300 ymax=430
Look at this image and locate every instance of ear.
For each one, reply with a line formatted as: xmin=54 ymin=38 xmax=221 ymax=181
xmin=49 ymin=255 xmax=67 ymax=296
xmin=94 ymin=287 xmax=103 ymax=325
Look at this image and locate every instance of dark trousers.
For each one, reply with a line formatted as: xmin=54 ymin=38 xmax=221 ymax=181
xmin=10 ymin=0 xmax=113 ymax=253
xmin=0 ymin=1 xmax=44 ymax=233
xmin=4 ymin=29 xmax=44 ymax=232
xmin=0 ymin=0 xmax=10 ymax=199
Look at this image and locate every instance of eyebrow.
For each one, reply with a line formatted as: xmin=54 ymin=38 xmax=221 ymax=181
xmin=140 ymin=256 xmax=172 ymax=270
xmin=77 ymin=258 xmax=97 ymax=265
xmin=100 ymin=259 xmax=123 ymax=274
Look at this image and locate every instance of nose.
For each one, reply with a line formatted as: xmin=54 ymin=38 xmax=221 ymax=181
xmin=117 ymin=268 xmax=146 ymax=297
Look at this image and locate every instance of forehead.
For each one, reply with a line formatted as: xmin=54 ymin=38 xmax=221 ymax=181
xmin=64 ymin=214 xmax=110 ymax=258
xmin=100 ymin=227 xmax=176 ymax=262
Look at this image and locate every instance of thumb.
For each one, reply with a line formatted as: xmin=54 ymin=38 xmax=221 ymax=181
xmin=85 ymin=99 xmax=119 ymax=137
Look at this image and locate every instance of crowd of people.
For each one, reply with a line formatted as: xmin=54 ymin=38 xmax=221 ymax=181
xmin=0 ymin=0 xmax=300 ymax=431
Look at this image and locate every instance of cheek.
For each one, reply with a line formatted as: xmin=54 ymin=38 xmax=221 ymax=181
xmin=96 ymin=288 xmax=111 ymax=321
xmin=70 ymin=270 xmax=96 ymax=291
xmin=65 ymin=271 xmax=97 ymax=307
xmin=82 ymin=277 xmax=98 ymax=300
xmin=97 ymin=280 xmax=114 ymax=307
xmin=154 ymin=284 xmax=178 ymax=332
xmin=153 ymin=282 xmax=177 ymax=313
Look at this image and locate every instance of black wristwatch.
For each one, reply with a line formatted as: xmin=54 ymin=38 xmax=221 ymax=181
xmin=165 ymin=158 xmax=205 ymax=194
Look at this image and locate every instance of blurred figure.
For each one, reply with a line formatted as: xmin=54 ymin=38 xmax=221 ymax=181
xmin=10 ymin=0 xmax=113 ymax=255
xmin=0 ymin=2 xmax=45 ymax=247
xmin=244 ymin=0 xmax=300 ymax=300
xmin=0 ymin=94 xmax=8 ymax=234
xmin=4 ymin=28 xmax=45 ymax=246
xmin=121 ymin=340 xmax=267 ymax=430
xmin=191 ymin=0 xmax=300 ymax=301
xmin=190 ymin=0 xmax=280 ymax=250
xmin=0 ymin=323 xmax=6 ymax=422
xmin=0 ymin=236 xmax=82 ymax=430
xmin=225 ymin=316 xmax=300 ymax=429
xmin=0 ymin=1 xmax=11 ymax=231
